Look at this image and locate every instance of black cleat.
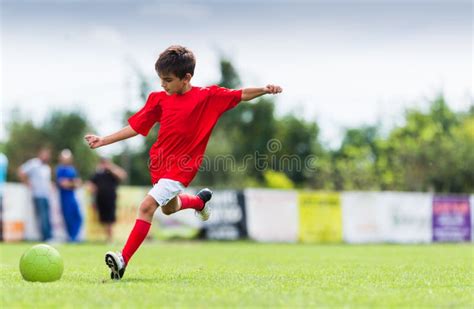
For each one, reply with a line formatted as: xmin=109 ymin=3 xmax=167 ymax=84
xmin=105 ymin=251 xmax=126 ymax=280
xmin=196 ymin=188 xmax=213 ymax=203
xmin=195 ymin=188 xmax=212 ymax=221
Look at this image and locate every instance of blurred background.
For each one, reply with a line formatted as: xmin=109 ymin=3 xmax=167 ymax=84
xmin=0 ymin=0 xmax=472 ymax=244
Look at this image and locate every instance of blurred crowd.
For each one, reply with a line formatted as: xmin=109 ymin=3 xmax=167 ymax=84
xmin=0 ymin=148 xmax=126 ymax=243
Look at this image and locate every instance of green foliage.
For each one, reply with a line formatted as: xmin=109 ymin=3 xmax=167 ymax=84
xmin=275 ymin=115 xmax=320 ymax=184
xmin=4 ymin=120 xmax=49 ymax=180
xmin=331 ymin=126 xmax=381 ymax=190
xmin=263 ymin=170 xmax=295 ymax=189
xmin=217 ymin=59 xmax=242 ymax=89
xmin=4 ymin=111 xmax=97 ymax=181
xmin=42 ymin=111 xmax=98 ymax=179
xmin=383 ymin=97 xmax=472 ymax=192
xmin=322 ymin=97 xmax=474 ymax=193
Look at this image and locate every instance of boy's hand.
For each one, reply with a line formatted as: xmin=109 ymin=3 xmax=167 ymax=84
xmin=85 ymin=134 xmax=105 ymax=149
xmin=264 ymin=84 xmax=283 ymax=94
xmin=241 ymin=85 xmax=283 ymax=101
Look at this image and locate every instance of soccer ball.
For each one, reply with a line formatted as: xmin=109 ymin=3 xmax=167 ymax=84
xmin=19 ymin=244 xmax=64 ymax=282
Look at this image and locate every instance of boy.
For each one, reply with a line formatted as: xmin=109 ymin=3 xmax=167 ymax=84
xmin=85 ymin=45 xmax=282 ymax=280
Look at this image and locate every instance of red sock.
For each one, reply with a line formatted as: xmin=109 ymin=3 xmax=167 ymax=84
xmin=121 ymin=219 xmax=151 ymax=265
xmin=179 ymin=194 xmax=204 ymax=211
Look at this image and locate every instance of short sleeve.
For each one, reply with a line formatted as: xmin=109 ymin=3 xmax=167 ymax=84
xmin=208 ymin=85 xmax=242 ymax=114
xmin=128 ymin=92 xmax=162 ymax=136
xmin=20 ymin=158 xmax=38 ymax=175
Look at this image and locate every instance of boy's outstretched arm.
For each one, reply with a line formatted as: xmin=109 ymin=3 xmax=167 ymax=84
xmin=241 ymin=84 xmax=283 ymax=101
xmin=85 ymin=125 xmax=138 ymax=149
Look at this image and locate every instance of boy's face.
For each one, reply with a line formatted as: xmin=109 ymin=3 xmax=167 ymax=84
xmin=159 ymin=72 xmax=191 ymax=95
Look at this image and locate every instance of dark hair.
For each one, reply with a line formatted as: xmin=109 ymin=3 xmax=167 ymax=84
xmin=155 ymin=45 xmax=195 ymax=79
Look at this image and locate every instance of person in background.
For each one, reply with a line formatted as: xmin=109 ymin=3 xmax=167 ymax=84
xmin=0 ymin=152 xmax=8 ymax=241
xmin=56 ymin=149 xmax=82 ymax=242
xmin=90 ymin=157 xmax=127 ymax=243
xmin=18 ymin=147 xmax=53 ymax=241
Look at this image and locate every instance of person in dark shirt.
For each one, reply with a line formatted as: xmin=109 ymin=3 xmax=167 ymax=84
xmin=90 ymin=158 xmax=127 ymax=243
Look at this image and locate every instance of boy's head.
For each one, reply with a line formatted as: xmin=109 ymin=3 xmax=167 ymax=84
xmin=155 ymin=45 xmax=195 ymax=95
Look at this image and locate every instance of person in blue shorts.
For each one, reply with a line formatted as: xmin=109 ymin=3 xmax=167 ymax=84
xmin=56 ymin=149 xmax=83 ymax=242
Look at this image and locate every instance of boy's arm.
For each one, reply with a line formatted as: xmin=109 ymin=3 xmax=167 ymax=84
xmin=241 ymin=84 xmax=283 ymax=101
xmin=85 ymin=125 xmax=138 ymax=149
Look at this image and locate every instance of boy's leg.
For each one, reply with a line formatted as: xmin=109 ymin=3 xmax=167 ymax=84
xmin=121 ymin=195 xmax=158 ymax=263
xmin=161 ymin=188 xmax=213 ymax=215
xmin=106 ymin=195 xmax=157 ymax=280
xmin=177 ymin=193 xmax=204 ymax=211
xmin=105 ymin=184 xmax=166 ymax=280
xmin=176 ymin=189 xmax=213 ymax=221
xmin=121 ymin=179 xmax=184 ymax=265
xmin=160 ymin=196 xmax=181 ymax=215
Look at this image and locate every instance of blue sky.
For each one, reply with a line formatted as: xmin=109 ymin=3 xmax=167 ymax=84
xmin=1 ymin=0 xmax=472 ymax=152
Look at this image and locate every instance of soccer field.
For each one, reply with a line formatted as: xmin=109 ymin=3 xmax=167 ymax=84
xmin=1 ymin=242 xmax=473 ymax=308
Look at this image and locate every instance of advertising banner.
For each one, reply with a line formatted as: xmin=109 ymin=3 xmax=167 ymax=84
xmin=432 ymin=195 xmax=471 ymax=242
xmin=244 ymin=189 xmax=298 ymax=242
xmin=202 ymin=190 xmax=247 ymax=240
xmin=382 ymin=192 xmax=432 ymax=243
xmin=471 ymin=195 xmax=474 ymax=241
xmin=298 ymin=192 xmax=342 ymax=243
xmin=2 ymin=183 xmax=30 ymax=241
xmin=341 ymin=192 xmax=388 ymax=243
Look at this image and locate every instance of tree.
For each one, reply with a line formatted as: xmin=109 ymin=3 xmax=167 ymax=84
xmin=42 ymin=111 xmax=98 ymax=178
xmin=331 ymin=126 xmax=381 ymax=190
xmin=377 ymin=96 xmax=472 ymax=192
xmin=4 ymin=111 xmax=98 ymax=181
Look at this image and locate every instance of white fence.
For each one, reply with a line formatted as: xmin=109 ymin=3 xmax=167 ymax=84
xmin=2 ymin=183 xmax=472 ymax=243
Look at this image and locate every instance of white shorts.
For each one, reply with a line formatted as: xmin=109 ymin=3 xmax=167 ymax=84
xmin=147 ymin=178 xmax=185 ymax=207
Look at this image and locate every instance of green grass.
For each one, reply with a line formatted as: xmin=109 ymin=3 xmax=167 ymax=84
xmin=1 ymin=242 xmax=473 ymax=308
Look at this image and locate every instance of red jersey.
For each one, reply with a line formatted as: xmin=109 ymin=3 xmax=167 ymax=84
xmin=128 ymin=85 xmax=242 ymax=186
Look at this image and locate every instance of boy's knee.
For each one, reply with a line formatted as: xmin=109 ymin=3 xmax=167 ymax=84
xmin=161 ymin=197 xmax=180 ymax=216
xmin=139 ymin=199 xmax=157 ymax=217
